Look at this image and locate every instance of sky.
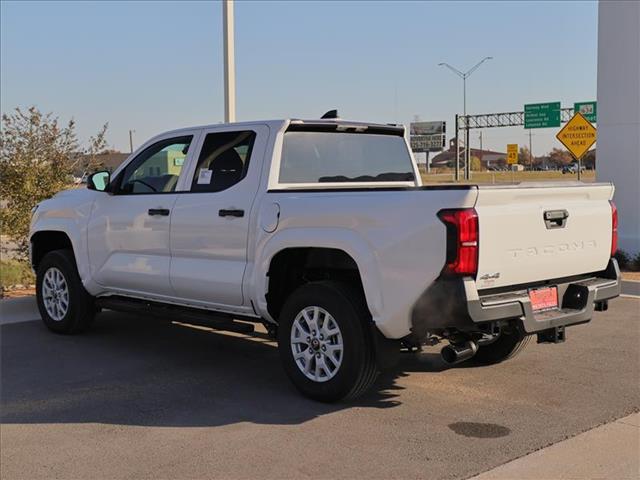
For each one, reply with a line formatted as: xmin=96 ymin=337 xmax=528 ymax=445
xmin=1 ymin=0 xmax=599 ymax=155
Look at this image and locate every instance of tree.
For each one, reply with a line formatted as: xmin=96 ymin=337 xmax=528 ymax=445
xmin=518 ymin=146 xmax=532 ymax=166
xmin=583 ymin=149 xmax=596 ymax=169
xmin=548 ymin=148 xmax=573 ymax=167
xmin=81 ymin=123 xmax=110 ymax=174
xmin=470 ymin=156 xmax=482 ymax=171
xmin=0 ymin=107 xmax=107 ymax=262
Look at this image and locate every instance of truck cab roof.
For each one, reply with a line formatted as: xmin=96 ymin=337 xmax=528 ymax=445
xmin=158 ymin=118 xmax=405 ymax=138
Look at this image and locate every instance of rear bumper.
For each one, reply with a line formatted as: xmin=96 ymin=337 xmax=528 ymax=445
xmin=467 ymin=258 xmax=620 ymax=334
xmin=410 ymin=259 xmax=621 ymax=338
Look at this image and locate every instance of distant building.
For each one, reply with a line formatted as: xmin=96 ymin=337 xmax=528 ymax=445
xmin=73 ymin=152 xmax=129 ymax=175
xmin=132 ymin=150 xmax=185 ymax=179
xmin=73 ymin=148 xmax=187 ymax=178
xmin=430 ymin=139 xmax=507 ymax=169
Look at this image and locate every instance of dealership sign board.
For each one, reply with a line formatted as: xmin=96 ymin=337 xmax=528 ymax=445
xmin=524 ymin=102 xmax=561 ymax=129
xmin=410 ymin=121 xmax=446 ymax=153
xmin=410 ymin=121 xmax=445 ymax=136
xmin=410 ymin=135 xmax=446 ymax=152
xmin=556 ymin=112 xmax=596 ymax=159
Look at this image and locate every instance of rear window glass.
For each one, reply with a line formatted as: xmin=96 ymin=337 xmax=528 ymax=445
xmin=279 ymin=131 xmax=415 ymax=184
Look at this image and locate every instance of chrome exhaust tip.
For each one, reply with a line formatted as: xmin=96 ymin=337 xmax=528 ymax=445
xmin=441 ymin=340 xmax=478 ymax=365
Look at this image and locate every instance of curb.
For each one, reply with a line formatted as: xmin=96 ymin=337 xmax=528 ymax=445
xmin=621 ymin=280 xmax=640 ymax=297
xmin=469 ymin=412 xmax=640 ymax=479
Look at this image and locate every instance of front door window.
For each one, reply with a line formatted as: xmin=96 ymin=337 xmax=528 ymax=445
xmin=117 ymin=136 xmax=193 ymax=194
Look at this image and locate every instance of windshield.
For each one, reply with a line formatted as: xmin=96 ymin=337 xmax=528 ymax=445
xmin=279 ymin=131 xmax=415 ymax=184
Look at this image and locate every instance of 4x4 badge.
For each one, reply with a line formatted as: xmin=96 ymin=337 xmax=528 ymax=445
xmin=479 ymin=272 xmax=500 ymax=280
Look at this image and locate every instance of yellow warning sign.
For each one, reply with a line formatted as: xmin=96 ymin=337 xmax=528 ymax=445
xmin=507 ymin=144 xmax=518 ymax=164
xmin=556 ymin=112 xmax=596 ymax=160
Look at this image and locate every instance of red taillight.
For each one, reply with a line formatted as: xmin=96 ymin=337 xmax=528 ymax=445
xmin=437 ymin=208 xmax=479 ymax=277
xmin=610 ymin=200 xmax=618 ymax=256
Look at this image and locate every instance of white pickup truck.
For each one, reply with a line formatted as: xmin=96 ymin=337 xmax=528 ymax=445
xmin=30 ymin=117 xmax=621 ymax=401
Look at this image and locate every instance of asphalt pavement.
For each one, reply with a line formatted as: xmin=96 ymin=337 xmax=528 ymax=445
xmin=1 ymin=296 xmax=639 ymax=479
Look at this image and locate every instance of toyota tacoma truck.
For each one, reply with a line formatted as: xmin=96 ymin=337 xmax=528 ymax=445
xmin=30 ymin=116 xmax=621 ymax=402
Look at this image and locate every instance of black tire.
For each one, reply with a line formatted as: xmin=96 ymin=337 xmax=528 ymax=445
xmin=471 ymin=329 xmax=530 ymax=365
xmin=277 ymin=281 xmax=378 ymax=402
xmin=36 ymin=249 xmax=95 ymax=334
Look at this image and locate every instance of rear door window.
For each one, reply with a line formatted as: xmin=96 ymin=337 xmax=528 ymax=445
xmin=190 ymin=131 xmax=257 ymax=192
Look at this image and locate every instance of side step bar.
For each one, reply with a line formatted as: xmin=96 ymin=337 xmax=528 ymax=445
xmin=95 ymin=296 xmax=255 ymax=334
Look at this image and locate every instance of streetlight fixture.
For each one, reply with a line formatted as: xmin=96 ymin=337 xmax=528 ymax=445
xmin=439 ymin=56 xmax=493 ymax=180
xmin=129 ymin=129 xmax=136 ymax=153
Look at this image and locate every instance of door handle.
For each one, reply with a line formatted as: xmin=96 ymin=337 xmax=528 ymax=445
xmin=148 ymin=208 xmax=170 ymax=216
xmin=219 ymin=209 xmax=244 ymax=218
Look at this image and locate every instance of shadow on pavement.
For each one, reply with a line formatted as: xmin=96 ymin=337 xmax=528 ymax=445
xmin=0 ymin=311 xmax=455 ymax=428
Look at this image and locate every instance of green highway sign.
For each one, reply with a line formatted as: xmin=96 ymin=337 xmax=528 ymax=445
xmin=574 ymin=101 xmax=597 ymax=123
xmin=524 ymin=102 xmax=561 ymax=129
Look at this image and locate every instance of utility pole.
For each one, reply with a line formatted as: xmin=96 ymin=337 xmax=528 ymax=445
xmin=129 ymin=130 xmax=135 ymax=153
xmin=454 ymin=114 xmax=460 ymax=182
xmin=223 ymin=0 xmax=236 ymax=123
xmin=439 ymin=56 xmax=493 ymax=181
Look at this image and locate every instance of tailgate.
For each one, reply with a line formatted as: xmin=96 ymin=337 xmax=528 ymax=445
xmin=474 ymin=183 xmax=614 ymax=290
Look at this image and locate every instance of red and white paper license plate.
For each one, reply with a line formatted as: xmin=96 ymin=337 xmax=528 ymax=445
xmin=528 ymin=286 xmax=559 ymax=311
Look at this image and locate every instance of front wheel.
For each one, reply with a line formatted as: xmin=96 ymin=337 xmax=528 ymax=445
xmin=277 ymin=281 xmax=378 ymax=402
xmin=36 ymin=249 xmax=96 ymax=334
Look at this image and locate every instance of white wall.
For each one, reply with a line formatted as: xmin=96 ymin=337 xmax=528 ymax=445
xmin=597 ymin=0 xmax=640 ymax=254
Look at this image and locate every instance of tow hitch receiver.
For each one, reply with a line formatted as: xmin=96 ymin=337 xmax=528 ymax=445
xmin=537 ymin=326 xmax=566 ymax=344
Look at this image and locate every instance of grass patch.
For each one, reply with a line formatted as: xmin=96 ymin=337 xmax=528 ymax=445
xmin=1 ymin=259 xmax=35 ymax=288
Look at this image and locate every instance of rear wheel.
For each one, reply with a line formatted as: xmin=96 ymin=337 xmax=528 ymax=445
xmin=277 ymin=281 xmax=377 ymax=402
xmin=472 ymin=329 xmax=530 ymax=365
xmin=36 ymin=249 xmax=96 ymax=334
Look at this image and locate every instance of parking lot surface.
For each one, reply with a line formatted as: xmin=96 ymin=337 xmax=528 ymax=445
xmin=1 ymin=297 xmax=639 ymax=480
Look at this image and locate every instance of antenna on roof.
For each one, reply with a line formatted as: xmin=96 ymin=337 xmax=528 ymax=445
xmin=321 ymin=109 xmax=339 ymax=119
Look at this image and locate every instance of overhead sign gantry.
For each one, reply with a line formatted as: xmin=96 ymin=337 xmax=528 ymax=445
xmin=453 ymin=101 xmax=596 ymax=181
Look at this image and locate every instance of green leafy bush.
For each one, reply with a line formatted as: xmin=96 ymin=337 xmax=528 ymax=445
xmin=0 ymin=259 xmax=34 ymax=288
xmin=614 ymin=250 xmax=640 ymax=271
xmin=0 ymin=107 xmax=107 ymax=262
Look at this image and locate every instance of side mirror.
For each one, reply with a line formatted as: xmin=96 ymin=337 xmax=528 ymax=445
xmin=87 ymin=171 xmax=110 ymax=192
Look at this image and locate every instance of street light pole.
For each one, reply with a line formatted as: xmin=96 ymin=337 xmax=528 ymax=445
xmin=223 ymin=0 xmax=236 ymax=123
xmin=129 ymin=130 xmax=135 ymax=153
xmin=463 ymin=75 xmax=466 ymax=120
xmin=463 ymin=76 xmax=468 ymax=180
xmin=439 ymin=56 xmax=493 ymax=181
